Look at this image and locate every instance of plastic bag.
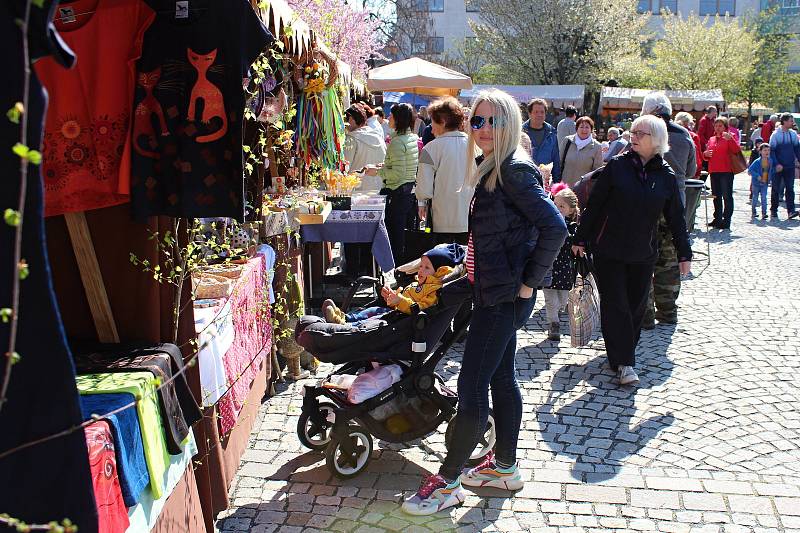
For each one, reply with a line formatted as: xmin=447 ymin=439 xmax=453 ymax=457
xmin=346 ymin=363 xmax=403 ymax=404
xmin=568 ymin=256 xmax=601 ymax=348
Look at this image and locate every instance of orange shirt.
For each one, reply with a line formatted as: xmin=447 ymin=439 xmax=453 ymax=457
xmin=35 ymin=0 xmax=154 ymax=216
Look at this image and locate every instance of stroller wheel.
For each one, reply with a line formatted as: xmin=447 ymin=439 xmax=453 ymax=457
xmin=445 ymin=409 xmax=496 ymax=465
xmin=325 ymin=424 xmax=373 ymax=478
xmin=297 ymin=402 xmax=337 ymax=450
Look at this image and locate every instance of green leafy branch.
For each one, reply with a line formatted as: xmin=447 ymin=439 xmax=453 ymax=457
xmin=0 ymin=515 xmax=77 ymax=533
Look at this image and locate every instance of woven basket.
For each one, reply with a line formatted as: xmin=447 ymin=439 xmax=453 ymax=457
xmin=193 ymin=274 xmax=233 ymax=300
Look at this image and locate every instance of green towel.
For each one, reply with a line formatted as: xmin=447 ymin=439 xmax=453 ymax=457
xmin=76 ymin=372 xmax=169 ymax=499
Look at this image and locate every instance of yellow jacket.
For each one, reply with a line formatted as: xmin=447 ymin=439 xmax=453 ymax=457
xmin=393 ymin=266 xmax=454 ymax=314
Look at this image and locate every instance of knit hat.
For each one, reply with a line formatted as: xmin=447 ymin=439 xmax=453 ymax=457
xmin=423 ymin=243 xmax=466 ymax=270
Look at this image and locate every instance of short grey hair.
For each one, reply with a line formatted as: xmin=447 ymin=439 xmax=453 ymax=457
xmin=728 ymin=116 xmax=739 ymax=127
xmin=770 ymin=114 xmax=779 ymax=121
xmin=607 ymin=127 xmax=621 ymax=137
xmin=674 ymin=112 xmax=693 ymax=127
xmin=641 ymin=92 xmax=673 ymax=117
xmin=632 ymin=115 xmax=670 ymax=156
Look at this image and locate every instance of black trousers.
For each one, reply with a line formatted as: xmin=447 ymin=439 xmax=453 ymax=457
xmin=382 ymin=183 xmax=415 ymax=263
xmin=593 ymin=255 xmax=655 ymax=369
xmin=710 ymin=172 xmax=734 ymax=227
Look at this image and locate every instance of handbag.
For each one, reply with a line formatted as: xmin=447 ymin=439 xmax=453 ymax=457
xmin=729 ymin=148 xmax=748 ymax=174
xmin=567 ymin=254 xmax=601 ymax=348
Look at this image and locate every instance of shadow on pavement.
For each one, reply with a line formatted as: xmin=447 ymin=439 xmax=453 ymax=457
xmin=537 ymin=324 xmax=677 ymax=482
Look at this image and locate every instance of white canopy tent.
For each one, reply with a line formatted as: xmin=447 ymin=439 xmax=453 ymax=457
xmin=367 ymin=57 xmax=473 ymax=97
xmin=460 ymin=85 xmax=585 ymax=110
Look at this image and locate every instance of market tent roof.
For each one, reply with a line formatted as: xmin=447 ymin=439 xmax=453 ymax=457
xmin=599 ymin=87 xmax=725 ymax=113
xmin=727 ymin=101 xmax=775 ymax=117
xmin=460 ymin=85 xmax=585 ymax=109
xmin=367 ymin=57 xmax=472 ymax=97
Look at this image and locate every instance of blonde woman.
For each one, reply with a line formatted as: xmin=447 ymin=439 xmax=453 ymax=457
xmin=573 ymin=115 xmax=691 ymax=386
xmin=402 ymin=89 xmax=567 ymax=516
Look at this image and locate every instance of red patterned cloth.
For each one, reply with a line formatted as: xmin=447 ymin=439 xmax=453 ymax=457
xmin=218 ymin=255 xmax=272 ymax=435
xmin=84 ymin=421 xmax=130 ymax=533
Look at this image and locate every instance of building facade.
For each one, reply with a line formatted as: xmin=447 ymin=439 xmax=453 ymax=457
xmin=409 ymin=0 xmax=798 ymax=71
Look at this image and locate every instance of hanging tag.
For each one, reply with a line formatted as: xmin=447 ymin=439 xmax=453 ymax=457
xmin=59 ymin=6 xmax=77 ymax=23
xmin=175 ymin=1 xmax=189 ymax=19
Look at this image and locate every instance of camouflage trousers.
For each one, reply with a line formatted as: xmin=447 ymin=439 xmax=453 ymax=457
xmin=643 ymin=217 xmax=681 ymax=325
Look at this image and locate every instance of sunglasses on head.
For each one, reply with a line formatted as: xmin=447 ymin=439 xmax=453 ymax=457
xmin=470 ymin=115 xmax=503 ymax=130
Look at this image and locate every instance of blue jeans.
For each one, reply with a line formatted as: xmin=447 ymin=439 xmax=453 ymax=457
xmin=751 ymin=180 xmax=768 ymax=215
xmin=439 ymin=294 xmax=537 ymax=480
xmin=345 ymin=306 xmax=390 ymax=323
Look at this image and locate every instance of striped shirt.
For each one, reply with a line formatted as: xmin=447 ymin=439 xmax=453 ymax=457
xmin=466 ymin=197 xmax=475 ymax=282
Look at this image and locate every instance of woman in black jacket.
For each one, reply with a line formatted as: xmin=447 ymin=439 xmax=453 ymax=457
xmin=572 ymin=115 xmax=692 ymax=386
xmin=402 ymin=89 xmax=567 ymax=516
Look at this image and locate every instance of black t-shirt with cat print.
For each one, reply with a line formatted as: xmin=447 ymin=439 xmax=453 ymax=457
xmin=130 ymin=0 xmax=272 ymax=220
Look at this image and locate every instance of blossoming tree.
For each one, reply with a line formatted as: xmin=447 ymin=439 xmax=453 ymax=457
xmin=287 ymin=0 xmax=382 ymax=80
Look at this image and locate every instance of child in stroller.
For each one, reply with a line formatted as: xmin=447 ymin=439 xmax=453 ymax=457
xmin=294 ymin=245 xmax=496 ymax=479
xmin=321 ymin=244 xmax=465 ymax=325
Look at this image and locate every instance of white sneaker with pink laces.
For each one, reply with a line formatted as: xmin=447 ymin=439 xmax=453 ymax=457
xmin=460 ymin=451 xmax=524 ymax=491
xmin=401 ymin=474 xmax=465 ymax=516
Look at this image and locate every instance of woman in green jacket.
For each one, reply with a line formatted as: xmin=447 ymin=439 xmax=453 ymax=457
xmin=366 ymin=103 xmax=419 ymax=263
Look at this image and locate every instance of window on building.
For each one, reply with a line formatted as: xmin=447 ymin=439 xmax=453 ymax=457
xmin=413 ymin=0 xmax=443 ymax=11
xmin=780 ymin=0 xmax=800 ymax=15
xmin=698 ymin=0 xmax=735 ymax=15
xmin=412 ymin=41 xmax=427 ymax=54
xmin=466 ymin=0 xmax=481 ymax=12
xmin=428 ymin=36 xmax=445 ymax=54
xmin=637 ymin=0 xmax=678 ymax=13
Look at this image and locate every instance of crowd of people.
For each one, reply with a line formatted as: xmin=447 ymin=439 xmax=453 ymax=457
xmin=338 ymin=89 xmax=800 ymax=516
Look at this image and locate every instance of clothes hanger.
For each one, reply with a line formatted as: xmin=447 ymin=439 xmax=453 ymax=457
xmin=52 ymin=2 xmax=209 ymax=23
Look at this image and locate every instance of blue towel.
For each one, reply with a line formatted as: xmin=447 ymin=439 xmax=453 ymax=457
xmin=80 ymin=393 xmax=150 ymax=507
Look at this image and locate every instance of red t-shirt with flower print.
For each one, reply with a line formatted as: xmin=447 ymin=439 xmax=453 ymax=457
xmin=34 ymin=0 xmax=154 ymax=216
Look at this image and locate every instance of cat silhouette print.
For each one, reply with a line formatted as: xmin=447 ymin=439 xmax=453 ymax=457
xmin=187 ymin=48 xmax=228 ymax=143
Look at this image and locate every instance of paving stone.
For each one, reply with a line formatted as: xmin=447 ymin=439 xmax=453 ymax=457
xmin=752 ymin=483 xmax=800 ymax=497
xmin=774 ymin=497 xmax=800 ymax=516
xmin=658 ymin=521 xmax=692 ymax=533
xmin=683 ymin=493 xmax=727 ymax=512
xmin=631 ymin=489 xmax=681 ymax=509
xmin=519 ymin=482 xmax=562 ymax=500
xmin=703 ymin=480 xmax=753 ymax=495
xmin=254 ymin=511 xmax=288 ymax=524
xmin=647 ymin=477 xmax=704 ymax=492
xmin=727 ymin=495 xmax=774 ymax=515
xmin=566 ymin=485 xmax=627 ymax=504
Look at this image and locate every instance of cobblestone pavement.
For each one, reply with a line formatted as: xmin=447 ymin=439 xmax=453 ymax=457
xmin=217 ymin=174 xmax=800 ymax=532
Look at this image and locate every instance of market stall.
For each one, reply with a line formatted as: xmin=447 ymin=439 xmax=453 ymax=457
xmin=460 ymin=84 xmax=586 ymax=110
xmin=1 ymin=0 xmax=366 ymax=531
xmin=598 ymin=86 xmax=725 ymax=122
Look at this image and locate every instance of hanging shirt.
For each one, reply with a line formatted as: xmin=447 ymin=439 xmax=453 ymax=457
xmin=129 ymin=0 xmax=273 ymax=221
xmin=35 ymin=0 xmax=155 ymax=216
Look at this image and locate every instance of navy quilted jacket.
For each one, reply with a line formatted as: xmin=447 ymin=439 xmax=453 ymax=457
xmin=470 ymin=151 xmax=568 ymax=308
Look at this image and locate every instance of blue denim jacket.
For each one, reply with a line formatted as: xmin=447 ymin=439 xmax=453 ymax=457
xmin=522 ymin=120 xmax=561 ymax=181
xmin=747 ymin=156 xmax=774 ymax=187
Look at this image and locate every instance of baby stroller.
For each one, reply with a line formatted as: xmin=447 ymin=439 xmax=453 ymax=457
xmin=294 ymin=267 xmax=496 ymax=478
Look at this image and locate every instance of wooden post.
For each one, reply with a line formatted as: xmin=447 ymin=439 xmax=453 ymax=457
xmin=64 ymin=211 xmax=120 ymax=343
